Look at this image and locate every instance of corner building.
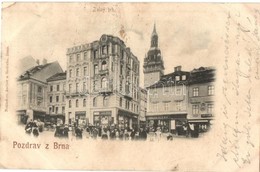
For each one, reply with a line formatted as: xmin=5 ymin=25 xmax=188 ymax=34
xmin=66 ymin=35 xmax=140 ymax=129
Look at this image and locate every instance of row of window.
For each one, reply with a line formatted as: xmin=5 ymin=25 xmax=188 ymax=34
xmin=119 ymin=97 xmax=139 ymax=113
xmin=69 ymin=51 xmax=90 ymax=63
xmin=49 ymin=106 xmax=65 ymax=114
xmin=69 ymin=66 xmax=88 ymax=78
xmin=67 ymin=97 xmax=139 ymax=113
xmin=68 ymin=99 xmax=88 ymax=108
xmin=192 ymin=104 xmax=214 ymax=115
xmin=68 ymin=78 xmax=109 ymax=93
xmin=192 ymin=85 xmax=214 ymax=97
xmin=49 ymin=84 xmax=66 ymax=92
xmin=151 ymin=101 xmax=183 ymax=112
xmin=151 ymin=85 xmax=214 ymax=97
xmin=68 ymin=97 xmax=108 ymax=108
xmin=49 ymin=95 xmax=65 ymax=103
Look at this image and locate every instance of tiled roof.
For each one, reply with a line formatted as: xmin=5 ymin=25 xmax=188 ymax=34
xmin=47 ymin=72 xmax=66 ymax=82
xmin=18 ymin=63 xmax=52 ymax=81
xmin=188 ymin=67 xmax=216 ymax=85
xmin=147 ymin=70 xmax=190 ymax=89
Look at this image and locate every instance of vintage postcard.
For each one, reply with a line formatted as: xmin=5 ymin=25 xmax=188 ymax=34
xmin=0 ymin=3 xmax=259 ymax=171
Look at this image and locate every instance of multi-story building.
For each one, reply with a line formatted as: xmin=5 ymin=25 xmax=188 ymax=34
xmin=65 ymin=34 xmax=140 ymax=129
xmin=46 ymin=72 xmax=66 ymax=125
xmin=139 ymin=87 xmax=147 ymax=128
xmin=143 ymin=24 xmax=165 ymax=87
xmin=146 ymin=66 xmax=190 ymax=133
xmin=187 ymin=67 xmax=216 ymax=127
xmin=16 ymin=61 xmax=63 ymax=124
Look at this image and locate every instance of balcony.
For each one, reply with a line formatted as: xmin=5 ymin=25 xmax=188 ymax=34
xmin=98 ymin=87 xmax=113 ymax=95
xmin=189 ymin=96 xmax=213 ymax=103
xmin=124 ymin=91 xmax=133 ymax=100
xmin=173 ymin=95 xmax=185 ymax=101
xmin=65 ymin=91 xmax=89 ymax=97
xmin=99 ymin=69 xmax=109 ymax=75
xmin=100 ymin=54 xmax=109 ymax=59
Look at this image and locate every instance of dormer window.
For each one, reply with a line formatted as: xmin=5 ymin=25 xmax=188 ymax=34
xmin=175 ymin=76 xmax=180 ymax=81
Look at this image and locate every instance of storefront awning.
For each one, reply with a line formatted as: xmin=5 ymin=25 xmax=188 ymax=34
xmin=188 ymin=119 xmax=209 ymax=123
xmin=118 ymin=109 xmax=138 ymax=118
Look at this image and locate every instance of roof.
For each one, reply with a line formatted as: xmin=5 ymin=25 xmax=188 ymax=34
xmin=188 ymin=67 xmax=216 ymax=85
xmin=47 ymin=72 xmax=66 ymax=82
xmin=147 ymin=70 xmax=190 ymax=89
xmin=18 ymin=63 xmax=53 ymax=81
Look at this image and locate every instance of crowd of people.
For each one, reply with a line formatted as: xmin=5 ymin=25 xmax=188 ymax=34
xmin=24 ymin=119 xmax=44 ymax=137
xmin=24 ymin=119 xmax=209 ymax=140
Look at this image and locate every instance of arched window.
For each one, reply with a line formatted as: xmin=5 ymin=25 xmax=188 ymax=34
xmin=76 ymin=99 xmax=79 ymax=107
xmin=103 ymin=96 xmax=108 ymax=106
xmin=83 ymin=99 xmax=86 ymax=107
xmin=93 ymin=97 xmax=97 ymax=107
xmin=69 ymin=100 xmax=72 ymax=108
xmin=101 ymin=77 xmax=108 ymax=89
xmin=101 ymin=61 xmax=107 ymax=70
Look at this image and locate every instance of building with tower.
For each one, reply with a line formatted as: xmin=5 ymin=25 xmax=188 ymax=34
xmin=143 ymin=24 xmax=165 ymax=87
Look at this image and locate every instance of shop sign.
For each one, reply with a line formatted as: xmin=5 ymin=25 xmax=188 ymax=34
xmin=201 ymin=114 xmax=213 ymax=118
xmin=93 ymin=111 xmax=111 ymax=116
xmin=146 ymin=114 xmax=186 ymax=120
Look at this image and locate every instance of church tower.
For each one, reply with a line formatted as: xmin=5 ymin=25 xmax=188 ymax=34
xmin=143 ymin=23 xmax=165 ymax=87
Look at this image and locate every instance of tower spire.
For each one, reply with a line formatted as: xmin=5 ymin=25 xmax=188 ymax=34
xmin=153 ymin=22 xmax=156 ymax=34
xmin=152 ymin=22 xmax=157 ymax=36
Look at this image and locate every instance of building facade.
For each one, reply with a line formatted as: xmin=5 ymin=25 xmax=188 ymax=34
xmin=46 ymin=72 xmax=66 ymax=125
xmin=139 ymin=87 xmax=147 ymax=127
xmin=65 ymin=34 xmax=140 ymax=129
xmin=17 ymin=61 xmax=63 ymax=124
xmin=146 ymin=66 xmax=190 ymax=133
xmin=187 ymin=67 xmax=215 ymax=127
xmin=143 ymin=24 xmax=165 ymax=87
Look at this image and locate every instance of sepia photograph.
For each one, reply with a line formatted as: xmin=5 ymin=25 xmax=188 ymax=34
xmin=0 ymin=3 xmax=259 ymax=171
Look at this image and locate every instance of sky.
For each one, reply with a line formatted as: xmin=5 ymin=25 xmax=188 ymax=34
xmin=3 ymin=3 xmax=226 ymax=86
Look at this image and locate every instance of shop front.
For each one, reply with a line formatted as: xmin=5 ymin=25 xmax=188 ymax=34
xmin=188 ymin=114 xmax=213 ymax=133
xmin=75 ymin=111 xmax=87 ymax=128
xmin=17 ymin=110 xmax=28 ymax=124
xmin=93 ymin=111 xmax=112 ymax=128
xmin=146 ymin=114 xmax=187 ymax=134
xmin=33 ymin=110 xmax=46 ymax=122
xmin=117 ymin=109 xmax=138 ymax=130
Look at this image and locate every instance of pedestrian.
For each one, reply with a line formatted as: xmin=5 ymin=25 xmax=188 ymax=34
xmin=25 ymin=119 xmax=33 ymax=135
xmin=75 ymin=127 xmax=83 ymax=139
xmin=130 ymin=129 xmax=136 ymax=141
xmin=92 ymin=127 xmax=98 ymax=139
xmin=110 ymin=128 xmax=116 ymax=140
xmin=124 ymin=129 xmax=129 ymax=140
xmin=63 ymin=125 xmax=69 ymax=138
xmin=115 ymin=129 xmax=119 ymax=140
xmin=139 ymin=128 xmax=147 ymax=141
xmin=32 ymin=127 xmax=39 ymax=137
xmin=155 ymin=127 xmax=162 ymax=141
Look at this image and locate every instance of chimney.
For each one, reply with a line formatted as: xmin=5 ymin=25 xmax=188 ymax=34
xmin=174 ymin=65 xmax=182 ymax=72
xmin=36 ymin=59 xmax=40 ymax=65
xmin=42 ymin=58 xmax=47 ymax=65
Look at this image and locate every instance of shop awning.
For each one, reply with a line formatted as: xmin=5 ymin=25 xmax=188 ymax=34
xmin=118 ymin=109 xmax=138 ymax=118
xmin=188 ymin=119 xmax=209 ymax=123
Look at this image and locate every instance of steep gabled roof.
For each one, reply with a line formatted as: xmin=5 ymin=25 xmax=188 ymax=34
xmin=147 ymin=70 xmax=190 ymax=89
xmin=188 ymin=67 xmax=216 ymax=85
xmin=18 ymin=63 xmax=53 ymax=81
xmin=47 ymin=72 xmax=66 ymax=82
